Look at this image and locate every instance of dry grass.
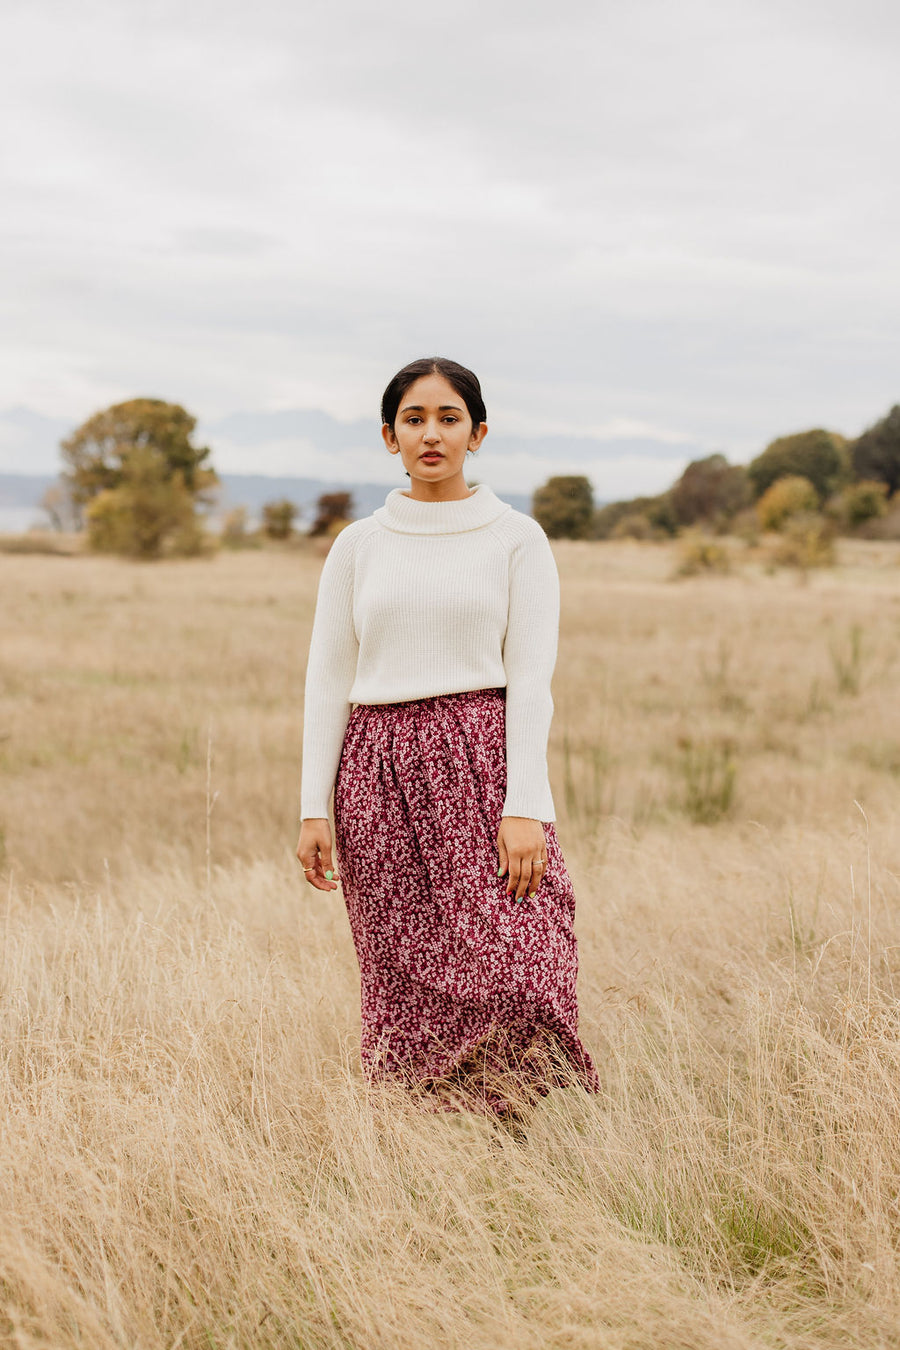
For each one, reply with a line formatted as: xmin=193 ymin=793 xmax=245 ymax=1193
xmin=2 ymin=539 xmax=900 ymax=1347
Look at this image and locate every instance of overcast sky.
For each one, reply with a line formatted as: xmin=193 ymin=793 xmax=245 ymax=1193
xmin=1 ymin=0 xmax=898 ymax=496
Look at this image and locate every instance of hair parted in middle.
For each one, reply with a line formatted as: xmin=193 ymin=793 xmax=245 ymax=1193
xmin=380 ymin=358 xmax=487 ymax=433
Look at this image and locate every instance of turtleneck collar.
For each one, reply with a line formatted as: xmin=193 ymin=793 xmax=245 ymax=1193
xmin=373 ymin=483 xmax=512 ymax=535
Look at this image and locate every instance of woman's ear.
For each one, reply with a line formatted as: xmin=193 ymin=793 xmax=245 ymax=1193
xmin=382 ymin=423 xmax=400 ymax=454
xmin=469 ymin=421 xmax=488 ymax=452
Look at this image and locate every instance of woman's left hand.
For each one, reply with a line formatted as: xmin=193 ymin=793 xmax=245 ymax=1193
xmin=497 ymin=816 xmax=548 ymax=902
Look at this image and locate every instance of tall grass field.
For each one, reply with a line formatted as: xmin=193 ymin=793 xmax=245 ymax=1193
xmin=2 ymin=538 xmax=900 ymax=1348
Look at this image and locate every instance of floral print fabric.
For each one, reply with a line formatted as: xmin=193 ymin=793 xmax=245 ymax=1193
xmin=333 ymin=687 xmax=598 ymax=1116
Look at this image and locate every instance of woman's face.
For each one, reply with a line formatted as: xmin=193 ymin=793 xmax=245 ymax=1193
xmin=382 ymin=373 xmax=487 ymax=495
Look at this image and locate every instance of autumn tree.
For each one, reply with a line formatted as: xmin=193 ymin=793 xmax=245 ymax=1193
xmin=835 ymin=480 xmax=889 ymax=529
xmin=310 ymin=492 xmax=354 ymax=537
xmin=86 ymin=448 xmax=206 ymax=557
xmin=262 ymin=499 xmax=298 ymax=540
xmin=60 ymin=398 xmax=217 ymax=558
xmin=756 ymin=475 xmax=819 ymax=531
xmin=532 ymin=476 xmax=594 ymax=539
xmin=669 ymin=454 xmax=750 ymax=527
xmin=747 ymin=429 xmax=850 ymax=502
xmin=852 ymin=404 xmax=900 ymax=497
xmin=591 ymin=493 xmax=678 ymax=539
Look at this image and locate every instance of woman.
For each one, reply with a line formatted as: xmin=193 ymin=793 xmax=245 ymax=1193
xmin=296 ymin=357 xmax=597 ymax=1127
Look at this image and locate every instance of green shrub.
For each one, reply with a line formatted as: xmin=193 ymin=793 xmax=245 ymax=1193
xmin=61 ymin=397 xmax=217 ymax=555
xmin=674 ymin=533 xmax=733 ymax=577
xmin=834 ymin=480 xmax=889 ymax=530
xmin=674 ymin=737 xmax=737 ymax=824
xmin=611 ymin=512 xmax=655 ymax=541
xmin=261 ymin=499 xmax=297 ymax=540
xmin=771 ymin=514 xmax=835 ymax=569
xmin=756 ymin=476 xmax=819 ymax=531
xmin=532 ymin=476 xmax=594 ymax=539
xmin=748 ymin=429 xmax=850 ymax=500
xmin=85 ymin=450 xmax=210 ymax=559
xmin=855 ymin=498 xmax=900 ymax=541
xmin=591 ymin=493 xmax=677 ymax=539
xmin=669 ymin=455 xmax=751 ymax=527
xmin=851 ymin=403 xmax=900 ymax=496
xmin=729 ymin=508 xmax=760 ymax=544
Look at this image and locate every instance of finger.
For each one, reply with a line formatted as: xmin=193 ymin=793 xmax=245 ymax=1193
xmin=524 ymin=853 xmax=547 ymax=902
xmin=496 ymin=834 xmax=509 ymax=880
xmin=300 ymin=851 xmax=340 ymax=892
xmin=515 ymin=859 xmax=535 ymax=903
xmin=320 ymin=845 xmax=340 ymax=890
xmin=506 ymin=855 xmax=522 ymax=898
xmin=306 ymin=869 xmax=340 ymax=892
xmin=534 ymin=851 xmax=548 ymax=892
xmin=300 ymin=851 xmax=319 ymax=887
xmin=510 ymin=854 xmax=534 ymax=903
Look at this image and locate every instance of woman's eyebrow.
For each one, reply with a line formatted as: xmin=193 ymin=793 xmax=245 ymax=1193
xmin=400 ymin=403 xmax=465 ymax=413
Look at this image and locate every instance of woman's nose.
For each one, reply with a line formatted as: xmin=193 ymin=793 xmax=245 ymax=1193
xmin=423 ymin=426 xmax=441 ymax=443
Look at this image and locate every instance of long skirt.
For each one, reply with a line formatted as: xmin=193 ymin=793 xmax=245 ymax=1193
xmin=333 ymin=687 xmax=598 ymax=1117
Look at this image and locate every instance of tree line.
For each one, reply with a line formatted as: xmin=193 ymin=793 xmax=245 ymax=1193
xmin=46 ymin=394 xmax=900 ymax=558
xmin=531 ymin=404 xmax=900 ymax=543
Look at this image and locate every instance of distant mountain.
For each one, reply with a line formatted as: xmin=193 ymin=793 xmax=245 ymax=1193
xmin=216 ymin=474 xmax=532 ymax=521
xmin=0 ymin=474 xmax=55 ymax=508
xmin=0 ymin=473 xmax=57 ymax=531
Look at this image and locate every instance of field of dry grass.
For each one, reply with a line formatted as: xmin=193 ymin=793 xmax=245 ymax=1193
xmin=2 ymin=537 xmax=900 ymax=1348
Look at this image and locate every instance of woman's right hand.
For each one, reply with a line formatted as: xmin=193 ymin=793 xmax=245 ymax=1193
xmin=296 ymin=818 xmax=340 ymax=891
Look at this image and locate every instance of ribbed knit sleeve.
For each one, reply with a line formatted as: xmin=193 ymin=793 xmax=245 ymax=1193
xmin=300 ymin=526 xmax=361 ymax=820
xmin=500 ymin=519 xmax=558 ymax=822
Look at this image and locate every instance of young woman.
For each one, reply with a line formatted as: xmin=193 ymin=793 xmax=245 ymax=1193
xmin=296 ymin=357 xmax=597 ymax=1127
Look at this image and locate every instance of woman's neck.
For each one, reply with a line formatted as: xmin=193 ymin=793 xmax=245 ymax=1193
xmin=403 ymin=474 xmax=476 ymax=503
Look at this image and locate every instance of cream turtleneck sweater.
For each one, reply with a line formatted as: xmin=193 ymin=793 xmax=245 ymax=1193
xmin=300 ymin=483 xmax=559 ymax=822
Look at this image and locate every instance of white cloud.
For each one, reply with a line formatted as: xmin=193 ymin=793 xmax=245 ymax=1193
xmin=0 ymin=0 xmax=897 ymax=493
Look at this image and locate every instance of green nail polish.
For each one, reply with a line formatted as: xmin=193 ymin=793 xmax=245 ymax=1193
xmin=325 ymin=869 xmax=334 ymax=881
xmin=497 ymin=867 xmax=504 ymax=878
xmin=529 ymin=891 xmax=537 ymax=899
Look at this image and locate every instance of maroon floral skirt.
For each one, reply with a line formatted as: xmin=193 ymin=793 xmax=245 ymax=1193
xmin=333 ymin=687 xmax=598 ymax=1117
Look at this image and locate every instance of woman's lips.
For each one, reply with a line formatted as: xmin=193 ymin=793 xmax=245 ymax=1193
xmin=420 ymin=453 xmax=443 ymax=461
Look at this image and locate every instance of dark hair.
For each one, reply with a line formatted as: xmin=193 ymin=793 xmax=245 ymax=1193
xmin=380 ymin=357 xmax=487 ymax=432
